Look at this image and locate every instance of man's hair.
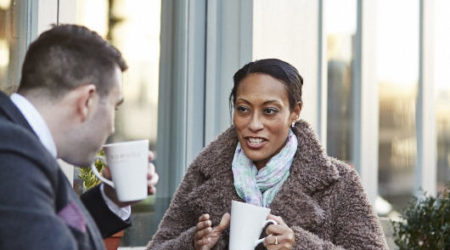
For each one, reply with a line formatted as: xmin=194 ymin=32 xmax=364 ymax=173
xmin=18 ymin=24 xmax=127 ymax=98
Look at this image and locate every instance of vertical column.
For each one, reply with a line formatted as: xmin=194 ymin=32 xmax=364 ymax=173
xmin=58 ymin=0 xmax=77 ymax=24
xmin=204 ymin=0 xmax=253 ymax=145
xmin=353 ymin=0 xmax=378 ymax=205
xmin=36 ymin=0 xmax=58 ymax=34
xmin=158 ymin=0 xmax=188 ymax=199
xmin=157 ymin=0 xmax=207 ymax=197
xmin=185 ymin=0 xmax=206 ymax=166
xmin=416 ymin=0 xmax=436 ymax=196
xmin=317 ymin=0 xmax=327 ymax=144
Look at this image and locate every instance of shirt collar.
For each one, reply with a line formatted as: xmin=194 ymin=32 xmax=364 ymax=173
xmin=10 ymin=93 xmax=58 ymax=158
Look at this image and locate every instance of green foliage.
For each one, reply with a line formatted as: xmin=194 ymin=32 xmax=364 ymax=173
xmin=392 ymin=184 xmax=450 ymax=250
xmin=78 ymin=151 xmax=106 ymax=191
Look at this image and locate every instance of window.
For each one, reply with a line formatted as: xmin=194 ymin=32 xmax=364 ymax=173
xmin=435 ymin=0 xmax=450 ymax=193
xmin=377 ymin=0 xmax=420 ymax=212
xmin=325 ymin=0 xmax=356 ymax=163
xmin=73 ymin=0 xmax=161 ymax=246
xmin=0 ymin=0 xmax=28 ymax=94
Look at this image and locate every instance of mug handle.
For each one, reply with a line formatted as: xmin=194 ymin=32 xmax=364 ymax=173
xmin=254 ymin=219 xmax=277 ymax=247
xmin=90 ymin=155 xmax=115 ymax=188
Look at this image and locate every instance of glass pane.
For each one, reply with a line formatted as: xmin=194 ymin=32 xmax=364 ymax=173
xmin=325 ymin=0 xmax=356 ymax=163
xmin=435 ymin=0 xmax=450 ymax=192
xmin=0 ymin=0 xmax=28 ymax=94
xmin=252 ymin=0 xmax=318 ymax=123
xmin=73 ymin=0 xmax=161 ymax=246
xmin=377 ymin=0 xmax=419 ymax=212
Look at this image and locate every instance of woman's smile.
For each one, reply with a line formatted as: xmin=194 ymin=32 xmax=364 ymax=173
xmin=245 ymin=136 xmax=267 ymax=149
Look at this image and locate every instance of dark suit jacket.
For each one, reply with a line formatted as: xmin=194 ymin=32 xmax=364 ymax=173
xmin=0 ymin=91 xmax=130 ymax=250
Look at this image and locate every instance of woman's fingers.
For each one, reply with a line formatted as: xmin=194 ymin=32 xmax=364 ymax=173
xmin=195 ymin=225 xmax=212 ymax=240
xmin=196 ymin=214 xmax=211 ymax=229
xmin=264 ymin=214 xmax=295 ymax=250
xmin=194 ymin=214 xmax=213 ymax=249
xmin=214 ymin=213 xmax=230 ymax=233
xmin=267 ymin=214 xmax=287 ymax=226
xmin=198 ymin=214 xmax=210 ymax=222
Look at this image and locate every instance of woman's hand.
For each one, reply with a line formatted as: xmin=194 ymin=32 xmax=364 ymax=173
xmin=263 ymin=214 xmax=295 ymax=250
xmin=194 ymin=213 xmax=230 ymax=250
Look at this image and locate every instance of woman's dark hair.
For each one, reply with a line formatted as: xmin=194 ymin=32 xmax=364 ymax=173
xmin=229 ymin=58 xmax=303 ymax=112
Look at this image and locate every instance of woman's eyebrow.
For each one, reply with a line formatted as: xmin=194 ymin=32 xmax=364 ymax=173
xmin=262 ymin=100 xmax=282 ymax=105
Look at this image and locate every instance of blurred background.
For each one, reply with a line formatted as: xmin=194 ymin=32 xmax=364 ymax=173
xmin=0 ymin=0 xmax=448 ymax=247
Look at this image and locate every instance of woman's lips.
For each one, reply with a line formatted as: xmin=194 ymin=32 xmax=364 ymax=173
xmin=245 ymin=137 xmax=266 ymax=149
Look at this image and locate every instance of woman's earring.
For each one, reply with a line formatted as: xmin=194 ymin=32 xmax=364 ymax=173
xmin=291 ymin=121 xmax=295 ymax=128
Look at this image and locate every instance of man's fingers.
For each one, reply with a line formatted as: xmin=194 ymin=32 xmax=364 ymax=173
xmin=148 ymin=162 xmax=156 ymax=174
xmin=102 ymin=167 xmax=111 ymax=179
xmin=147 ymin=186 xmax=156 ymax=195
xmin=147 ymin=162 xmax=159 ymax=186
xmin=148 ymin=151 xmax=155 ymax=161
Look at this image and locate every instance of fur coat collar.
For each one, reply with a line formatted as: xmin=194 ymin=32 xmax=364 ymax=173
xmin=196 ymin=119 xmax=339 ymax=194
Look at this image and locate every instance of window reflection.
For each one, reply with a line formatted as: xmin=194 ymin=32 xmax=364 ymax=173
xmin=377 ymin=0 xmax=419 ymax=212
xmin=325 ymin=0 xmax=356 ymax=163
xmin=74 ymin=0 xmax=160 ymax=246
xmin=0 ymin=0 xmax=28 ymax=94
xmin=435 ymin=0 xmax=450 ymax=192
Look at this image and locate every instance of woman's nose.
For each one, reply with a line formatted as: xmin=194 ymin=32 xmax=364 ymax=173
xmin=248 ymin=114 xmax=263 ymax=131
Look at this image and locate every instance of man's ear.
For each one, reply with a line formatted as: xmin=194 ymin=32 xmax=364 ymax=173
xmin=74 ymin=84 xmax=97 ymax=123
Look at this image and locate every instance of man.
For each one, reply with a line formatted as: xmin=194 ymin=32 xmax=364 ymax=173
xmin=0 ymin=24 xmax=158 ymax=249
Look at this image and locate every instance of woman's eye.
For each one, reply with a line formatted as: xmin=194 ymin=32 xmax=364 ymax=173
xmin=236 ymin=106 xmax=249 ymax=113
xmin=264 ymin=108 xmax=278 ymax=114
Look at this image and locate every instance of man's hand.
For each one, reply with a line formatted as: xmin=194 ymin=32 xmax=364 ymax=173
xmin=103 ymin=151 xmax=159 ymax=207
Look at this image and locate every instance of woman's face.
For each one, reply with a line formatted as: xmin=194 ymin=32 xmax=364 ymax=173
xmin=233 ymin=73 xmax=301 ymax=169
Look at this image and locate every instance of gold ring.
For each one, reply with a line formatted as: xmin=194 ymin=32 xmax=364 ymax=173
xmin=274 ymin=236 xmax=278 ymax=245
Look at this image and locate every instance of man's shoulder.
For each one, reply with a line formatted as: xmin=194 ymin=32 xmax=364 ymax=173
xmin=0 ymin=118 xmax=57 ymax=172
xmin=0 ymin=117 xmax=40 ymax=150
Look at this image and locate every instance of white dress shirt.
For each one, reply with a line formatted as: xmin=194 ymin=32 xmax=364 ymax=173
xmin=10 ymin=93 xmax=130 ymax=220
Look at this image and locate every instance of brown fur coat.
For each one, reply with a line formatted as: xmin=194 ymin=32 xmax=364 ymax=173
xmin=147 ymin=120 xmax=388 ymax=249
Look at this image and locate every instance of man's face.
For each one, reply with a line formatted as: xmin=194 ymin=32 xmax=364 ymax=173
xmin=74 ymin=66 xmax=124 ymax=166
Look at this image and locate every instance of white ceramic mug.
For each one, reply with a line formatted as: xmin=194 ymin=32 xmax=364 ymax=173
xmin=90 ymin=139 xmax=149 ymax=202
xmin=229 ymin=200 xmax=277 ymax=250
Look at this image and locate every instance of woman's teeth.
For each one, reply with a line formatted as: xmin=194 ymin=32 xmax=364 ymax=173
xmin=248 ymin=138 xmax=263 ymax=144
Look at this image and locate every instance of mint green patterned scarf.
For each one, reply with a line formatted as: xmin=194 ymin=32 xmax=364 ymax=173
xmin=232 ymin=129 xmax=298 ymax=207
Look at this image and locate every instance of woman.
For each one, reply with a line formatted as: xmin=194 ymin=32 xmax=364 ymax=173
xmin=147 ymin=59 xmax=387 ymax=250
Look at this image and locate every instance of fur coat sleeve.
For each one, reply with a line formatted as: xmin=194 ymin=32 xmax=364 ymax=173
xmin=145 ymin=160 xmax=205 ymax=250
xmin=286 ymin=160 xmax=388 ymax=250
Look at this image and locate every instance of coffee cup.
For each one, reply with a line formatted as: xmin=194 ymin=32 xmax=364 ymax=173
xmin=229 ymin=200 xmax=277 ymax=250
xmin=90 ymin=139 xmax=149 ymax=202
